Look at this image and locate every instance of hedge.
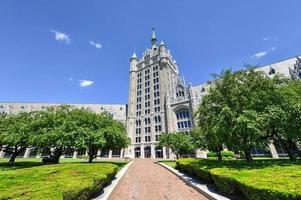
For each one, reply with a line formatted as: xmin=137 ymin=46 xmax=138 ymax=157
xmin=0 ymin=162 xmax=123 ymax=200
xmin=176 ymin=158 xmax=301 ymax=200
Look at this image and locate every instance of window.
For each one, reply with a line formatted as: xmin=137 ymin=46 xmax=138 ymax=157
xmin=154 ymin=106 xmax=160 ymax=112
xmin=145 ymin=101 xmax=150 ymax=108
xmin=154 ymin=91 xmax=160 ymax=97
xmin=145 ymin=88 xmax=150 ymax=93
xmin=154 ymin=84 xmax=159 ymax=91
xmin=176 ymin=108 xmax=192 ymax=131
xmin=145 ymin=136 xmax=151 ymax=142
xmin=268 ymin=67 xmax=276 ymax=75
xmin=144 ymin=109 xmax=150 ymax=115
xmin=154 ymin=99 xmax=160 ymax=105
xmin=155 ymin=135 xmax=160 ymax=141
xmin=153 ymin=77 xmax=159 ymax=83
xmin=137 ymin=97 xmax=141 ymax=102
xmin=145 ymin=75 xmax=150 ymax=80
xmin=155 ymin=125 xmax=161 ymax=132
xmin=144 ymin=126 xmax=151 ymax=133
xmin=145 ymin=81 xmax=150 ymax=87
xmin=135 ymin=137 xmax=141 ymax=143
xmin=136 ymin=128 xmax=141 ymax=135
xmin=145 ymin=94 xmax=150 ymax=100
xmin=136 ymin=104 xmax=141 ymax=110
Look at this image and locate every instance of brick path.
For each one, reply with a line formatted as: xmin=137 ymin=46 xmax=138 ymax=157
xmin=108 ymin=159 xmax=208 ymax=200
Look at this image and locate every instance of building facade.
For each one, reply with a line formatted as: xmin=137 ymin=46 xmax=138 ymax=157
xmin=1 ymin=30 xmax=300 ymax=159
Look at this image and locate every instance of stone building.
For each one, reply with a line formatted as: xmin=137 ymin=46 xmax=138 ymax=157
xmin=0 ymin=29 xmax=300 ymax=159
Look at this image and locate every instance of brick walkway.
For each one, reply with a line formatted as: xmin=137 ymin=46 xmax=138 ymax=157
xmin=108 ymin=159 xmax=208 ymax=200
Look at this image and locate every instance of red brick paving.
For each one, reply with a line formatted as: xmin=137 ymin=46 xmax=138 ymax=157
xmin=108 ymin=159 xmax=208 ymax=200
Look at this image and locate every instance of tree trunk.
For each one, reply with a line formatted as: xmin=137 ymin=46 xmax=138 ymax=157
xmin=216 ymin=150 xmax=222 ymax=161
xmin=285 ymin=140 xmax=296 ymax=161
xmin=216 ymin=145 xmax=223 ymax=161
xmin=88 ymin=155 xmax=94 ymax=163
xmin=244 ymin=147 xmax=253 ymax=162
xmin=8 ymin=153 xmax=17 ymax=166
xmin=8 ymin=146 xmax=26 ymax=166
xmin=51 ymin=147 xmax=63 ymax=164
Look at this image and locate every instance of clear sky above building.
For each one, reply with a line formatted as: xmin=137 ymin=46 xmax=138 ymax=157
xmin=0 ymin=0 xmax=300 ymax=104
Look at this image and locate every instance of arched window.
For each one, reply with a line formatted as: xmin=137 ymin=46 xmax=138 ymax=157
xmin=176 ymin=108 xmax=192 ymax=131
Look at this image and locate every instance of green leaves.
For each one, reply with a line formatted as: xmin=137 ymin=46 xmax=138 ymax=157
xmin=159 ymin=132 xmax=193 ymax=159
xmin=195 ymin=66 xmax=301 ymax=161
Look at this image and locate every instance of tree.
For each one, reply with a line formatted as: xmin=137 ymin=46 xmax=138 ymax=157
xmin=34 ymin=105 xmax=78 ymax=164
xmin=74 ymin=110 xmax=130 ymax=163
xmin=0 ymin=111 xmax=40 ymax=165
xmin=159 ymin=132 xmax=193 ymax=159
xmin=262 ymin=79 xmax=301 ymax=160
xmin=196 ymin=67 xmax=280 ymax=162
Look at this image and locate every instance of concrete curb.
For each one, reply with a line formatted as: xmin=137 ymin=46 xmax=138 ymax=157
xmin=156 ymin=162 xmax=230 ymax=200
xmin=93 ymin=160 xmax=133 ymax=200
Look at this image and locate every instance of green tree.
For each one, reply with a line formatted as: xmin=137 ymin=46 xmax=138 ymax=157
xmin=74 ymin=110 xmax=130 ymax=163
xmin=34 ymin=105 xmax=78 ymax=164
xmin=159 ymin=132 xmax=193 ymax=159
xmin=0 ymin=111 xmax=40 ymax=165
xmin=196 ymin=67 xmax=280 ymax=162
xmin=262 ymin=79 xmax=301 ymax=160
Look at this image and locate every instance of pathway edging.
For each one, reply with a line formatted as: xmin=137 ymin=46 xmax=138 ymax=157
xmin=93 ymin=160 xmax=133 ymax=200
xmin=156 ymin=161 xmax=230 ymax=200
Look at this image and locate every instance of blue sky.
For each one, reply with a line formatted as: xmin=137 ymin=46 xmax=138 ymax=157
xmin=0 ymin=0 xmax=300 ymax=104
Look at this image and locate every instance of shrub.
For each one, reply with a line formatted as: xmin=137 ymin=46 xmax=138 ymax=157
xmin=176 ymin=158 xmax=301 ymax=200
xmin=207 ymin=151 xmax=234 ymax=159
xmin=221 ymin=151 xmax=234 ymax=158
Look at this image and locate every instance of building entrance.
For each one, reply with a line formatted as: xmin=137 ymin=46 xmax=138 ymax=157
xmin=135 ymin=147 xmax=141 ymax=158
xmin=144 ymin=146 xmax=151 ymax=158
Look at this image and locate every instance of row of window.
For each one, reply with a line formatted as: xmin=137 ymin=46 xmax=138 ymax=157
xmin=176 ymin=109 xmax=190 ymax=120
xmin=177 ymin=121 xmax=192 ymax=129
xmin=136 ymin=115 xmax=161 ymax=127
xmin=136 ymin=107 xmax=161 ymax=116
xmin=135 ymin=134 xmax=161 ymax=143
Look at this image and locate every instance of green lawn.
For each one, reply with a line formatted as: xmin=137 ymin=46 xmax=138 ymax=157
xmin=177 ymin=158 xmax=301 ymax=200
xmin=0 ymin=158 xmax=127 ymax=200
xmin=159 ymin=160 xmax=177 ymax=168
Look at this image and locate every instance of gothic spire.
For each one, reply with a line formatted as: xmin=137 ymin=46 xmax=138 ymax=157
xmin=151 ymin=27 xmax=157 ymax=46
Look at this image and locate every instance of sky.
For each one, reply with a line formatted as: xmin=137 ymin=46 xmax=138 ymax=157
xmin=0 ymin=0 xmax=300 ymax=104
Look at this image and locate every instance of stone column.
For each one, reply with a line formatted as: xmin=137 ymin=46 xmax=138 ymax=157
xmin=23 ymin=148 xmax=31 ymax=158
xmin=163 ymin=147 xmax=167 ymax=159
xmin=195 ymin=149 xmax=207 ymax=159
xmin=108 ymin=150 xmax=112 ymax=158
xmin=268 ymin=141 xmax=279 ymax=158
xmin=0 ymin=146 xmax=5 ymax=158
xmin=151 ymin=144 xmax=155 ymax=159
xmin=97 ymin=149 xmax=101 ymax=159
xmin=140 ymin=144 xmax=145 ymax=158
xmin=120 ymin=149 xmax=124 ymax=158
xmin=73 ymin=150 xmax=78 ymax=159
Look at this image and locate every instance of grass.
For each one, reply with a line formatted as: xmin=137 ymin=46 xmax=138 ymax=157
xmin=176 ymin=158 xmax=301 ymax=200
xmin=159 ymin=160 xmax=177 ymax=168
xmin=0 ymin=158 xmax=127 ymax=200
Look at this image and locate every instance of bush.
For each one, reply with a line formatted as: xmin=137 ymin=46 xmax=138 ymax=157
xmin=176 ymin=158 xmax=301 ymax=200
xmin=207 ymin=151 xmax=216 ymax=157
xmin=221 ymin=151 xmax=234 ymax=158
xmin=206 ymin=151 xmax=234 ymax=159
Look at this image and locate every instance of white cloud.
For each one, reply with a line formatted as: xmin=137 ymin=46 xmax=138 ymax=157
xmin=50 ymin=29 xmax=71 ymax=44
xmin=89 ymin=41 xmax=102 ymax=49
xmin=79 ymin=80 xmax=94 ymax=87
xmin=251 ymin=47 xmax=276 ymax=59
xmin=262 ymin=36 xmax=277 ymax=41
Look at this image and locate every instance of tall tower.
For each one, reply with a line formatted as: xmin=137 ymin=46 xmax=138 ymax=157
xmin=126 ymin=29 xmax=193 ymax=159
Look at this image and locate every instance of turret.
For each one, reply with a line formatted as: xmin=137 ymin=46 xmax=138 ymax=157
xmin=151 ymin=28 xmax=157 ymax=49
xmin=130 ymin=52 xmax=138 ymax=72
